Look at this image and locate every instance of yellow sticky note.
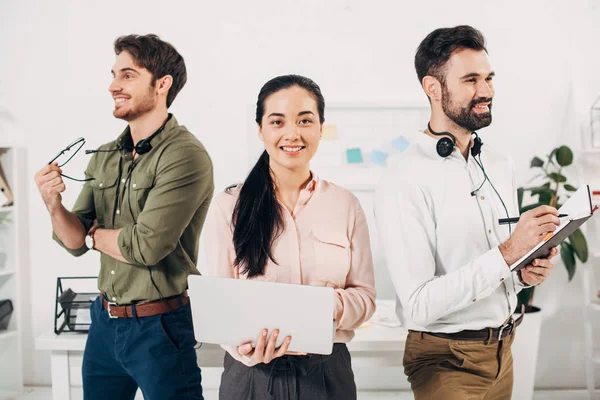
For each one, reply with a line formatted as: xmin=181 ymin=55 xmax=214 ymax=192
xmin=322 ymin=124 xmax=337 ymax=140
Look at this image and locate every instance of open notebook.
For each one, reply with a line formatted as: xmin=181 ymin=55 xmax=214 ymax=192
xmin=510 ymin=185 xmax=597 ymax=272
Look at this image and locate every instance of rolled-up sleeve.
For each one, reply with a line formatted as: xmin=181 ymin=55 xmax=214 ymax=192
xmin=118 ymin=144 xmax=214 ymax=266
xmin=334 ymin=202 xmax=377 ymax=330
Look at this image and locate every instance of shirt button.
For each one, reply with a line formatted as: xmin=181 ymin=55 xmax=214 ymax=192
xmin=112 ymin=297 xmax=116 ymax=301
xmin=480 ymin=195 xmax=485 ymax=200
xmin=111 ymin=270 xmax=115 ymax=275
xmin=99 ymin=183 xmax=103 ymax=188
xmin=122 ymin=179 xmax=126 ymax=183
xmin=132 ymin=183 xmax=137 ymax=188
xmin=472 ymin=298 xmax=476 ymax=302
xmin=116 ymin=209 xmax=120 ymax=215
xmin=488 ymin=229 xmax=492 ymax=234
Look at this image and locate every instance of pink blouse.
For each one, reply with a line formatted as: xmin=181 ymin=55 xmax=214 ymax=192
xmin=203 ymin=175 xmax=376 ymax=345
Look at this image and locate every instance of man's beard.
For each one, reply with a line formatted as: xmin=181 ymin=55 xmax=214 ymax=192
xmin=113 ymin=86 xmax=156 ymax=121
xmin=441 ymin=83 xmax=493 ymax=131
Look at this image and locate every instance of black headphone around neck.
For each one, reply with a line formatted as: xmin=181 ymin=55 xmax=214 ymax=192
xmin=86 ymin=116 xmax=170 ymax=156
xmin=124 ymin=123 xmax=167 ymax=155
xmin=427 ymin=122 xmax=483 ymax=158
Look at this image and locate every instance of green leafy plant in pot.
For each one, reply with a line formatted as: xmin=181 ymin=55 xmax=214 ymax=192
xmin=516 ymin=145 xmax=589 ymax=310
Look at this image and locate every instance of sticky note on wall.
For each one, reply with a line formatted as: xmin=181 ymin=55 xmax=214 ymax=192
xmin=346 ymin=148 xmax=363 ymax=164
xmin=370 ymin=150 xmax=388 ymax=166
xmin=392 ymin=136 xmax=409 ymax=152
xmin=322 ymin=124 xmax=338 ymax=140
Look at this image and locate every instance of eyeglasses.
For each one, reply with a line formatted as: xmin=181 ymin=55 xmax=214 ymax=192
xmin=48 ymin=137 xmax=94 ymax=182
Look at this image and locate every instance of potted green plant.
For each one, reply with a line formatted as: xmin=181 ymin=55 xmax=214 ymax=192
xmin=517 ymin=145 xmax=589 ymax=308
xmin=511 ymin=145 xmax=589 ymax=400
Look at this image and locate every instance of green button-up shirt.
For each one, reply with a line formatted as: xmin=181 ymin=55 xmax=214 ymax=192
xmin=54 ymin=115 xmax=214 ymax=304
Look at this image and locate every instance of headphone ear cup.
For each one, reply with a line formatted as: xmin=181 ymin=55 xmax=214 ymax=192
xmin=436 ymin=137 xmax=454 ymax=158
xmin=135 ymin=140 xmax=152 ymax=155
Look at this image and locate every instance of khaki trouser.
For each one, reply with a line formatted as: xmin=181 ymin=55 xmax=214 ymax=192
xmin=403 ymin=329 xmax=516 ymax=400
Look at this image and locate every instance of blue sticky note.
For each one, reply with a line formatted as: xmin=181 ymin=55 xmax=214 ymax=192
xmin=346 ymin=148 xmax=363 ymax=164
xmin=370 ymin=150 xmax=388 ymax=166
xmin=392 ymin=136 xmax=409 ymax=152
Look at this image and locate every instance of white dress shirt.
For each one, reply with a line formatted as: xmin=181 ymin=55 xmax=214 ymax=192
xmin=375 ymin=132 xmax=527 ymax=333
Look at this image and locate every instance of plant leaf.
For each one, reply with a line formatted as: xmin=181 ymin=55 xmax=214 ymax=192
xmin=564 ymin=184 xmax=577 ymax=192
xmin=569 ymin=228 xmax=588 ymax=263
xmin=530 ymin=156 xmax=544 ymax=168
xmin=555 ymin=146 xmax=573 ymax=167
xmin=530 ymin=186 xmax=554 ymax=196
xmin=539 ymin=191 xmax=553 ymax=204
xmin=560 ymin=242 xmax=576 ymax=281
xmin=548 ymin=172 xmax=567 ymax=183
xmin=517 ymin=287 xmax=534 ymax=309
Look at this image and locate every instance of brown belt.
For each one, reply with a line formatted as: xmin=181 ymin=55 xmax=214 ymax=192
xmin=102 ymin=293 xmax=189 ymax=318
xmin=426 ymin=313 xmax=523 ymax=342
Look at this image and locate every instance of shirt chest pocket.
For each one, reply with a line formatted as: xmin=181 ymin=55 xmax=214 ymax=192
xmin=311 ymin=229 xmax=350 ymax=288
xmin=129 ymin=173 xmax=155 ymax=214
xmin=90 ymin=173 xmax=119 ymax=227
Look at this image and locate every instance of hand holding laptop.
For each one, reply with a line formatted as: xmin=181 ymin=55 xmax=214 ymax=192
xmin=236 ymin=329 xmax=306 ymax=364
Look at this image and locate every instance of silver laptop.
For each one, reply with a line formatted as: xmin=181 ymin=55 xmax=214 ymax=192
xmin=187 ymin=275 xmax=336 ymax=355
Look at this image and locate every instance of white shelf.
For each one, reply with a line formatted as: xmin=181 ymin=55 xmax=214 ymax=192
xmin=0 ymin=269 xmax=15 ymax=277
xmin=0 ymin=146 xmax=23 ymax=393
xmin=587 ymin=299 xmax=600 ymax=311
xmin=0 ymin=330 xmax=18 ymax=341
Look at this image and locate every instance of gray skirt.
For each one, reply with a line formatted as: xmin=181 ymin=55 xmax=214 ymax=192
xmin=219 ymin=343 xmax=357 ymax=400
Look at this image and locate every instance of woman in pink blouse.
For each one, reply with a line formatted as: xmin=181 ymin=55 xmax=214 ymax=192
xmin=204 ymin=74 xmax=376 ymax=400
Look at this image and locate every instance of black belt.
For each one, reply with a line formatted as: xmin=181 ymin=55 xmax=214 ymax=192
xmin=426 ymin=313 xmax=523 ymax=342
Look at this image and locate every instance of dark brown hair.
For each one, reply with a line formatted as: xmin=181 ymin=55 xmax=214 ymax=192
xmin=114 ymin=34 xmax=187 ymax=108
xmin=415 ymin=25 xmax=487 ymax=85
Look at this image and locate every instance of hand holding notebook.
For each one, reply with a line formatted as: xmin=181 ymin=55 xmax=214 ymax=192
xmin=509 ymin=185 xmax=596 ymax=272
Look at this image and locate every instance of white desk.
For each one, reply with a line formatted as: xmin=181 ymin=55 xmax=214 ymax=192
xmin=36 ymin=300 xmax=408 ymax=399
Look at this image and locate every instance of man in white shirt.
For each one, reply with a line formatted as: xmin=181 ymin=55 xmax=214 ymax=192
xmin=375 ymin=25 xmax=559 ymax=399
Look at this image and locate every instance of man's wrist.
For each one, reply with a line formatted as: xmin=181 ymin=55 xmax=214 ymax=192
xmin=499 ymin=240 xmax=518 ymax=267
xmin=516 ymin=270 xmax=529 ymax=286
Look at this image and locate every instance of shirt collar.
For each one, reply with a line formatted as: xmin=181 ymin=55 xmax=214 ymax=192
xmin=416 ymin=130 xmax=476 ymax=163
xmin=298 ymin=172 xmax=319 ymax=205
xmin=116 ymin=114 xmax=179 ymax=154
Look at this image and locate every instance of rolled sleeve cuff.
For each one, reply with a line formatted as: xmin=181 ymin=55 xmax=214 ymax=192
xmin=513 ymin=270 xmax=532 ymax=289
xmin=117 ymin=225 xmax=135 ymax=264
xmin=481 ymin=247 xmax=513 ymax=288
xmin=52 ymin=231 xmax=89 ymax=257
xmin=51 ymin=214 xmax=92 ymax=257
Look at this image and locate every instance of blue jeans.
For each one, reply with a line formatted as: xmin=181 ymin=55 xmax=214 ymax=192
xmin=82 ymin=296 xmax=203 ymax=400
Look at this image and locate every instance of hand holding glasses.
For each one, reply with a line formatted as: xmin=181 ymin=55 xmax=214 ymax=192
xmin=48 ymin=137 xmax=94 ymax=182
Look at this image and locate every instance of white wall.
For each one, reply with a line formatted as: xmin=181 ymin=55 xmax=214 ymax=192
xmin=1 ymin=0 xmax=599 ymax=388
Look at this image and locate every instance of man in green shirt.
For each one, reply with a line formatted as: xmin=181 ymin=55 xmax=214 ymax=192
xmin=34 ymin=34 xmax=213 ymax=400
